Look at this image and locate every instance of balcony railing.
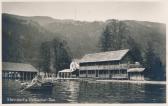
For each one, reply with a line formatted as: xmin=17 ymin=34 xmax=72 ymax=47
xmin=80 ymin=63 xmax=142 ymax=70
xmin=80 ymin=64 xmax=128 ymax=70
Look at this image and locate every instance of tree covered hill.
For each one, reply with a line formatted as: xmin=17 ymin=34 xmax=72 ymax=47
xmin=2 ymin=13 xmax=166 ymax=80
xmin=28 ymin=15 xmax=166 ymax=65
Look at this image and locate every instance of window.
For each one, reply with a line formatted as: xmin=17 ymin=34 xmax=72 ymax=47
xmin=80 ymin=71 xmax=86 ymax=74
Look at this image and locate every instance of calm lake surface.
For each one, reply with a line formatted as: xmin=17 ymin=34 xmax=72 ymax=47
xmin=2 ymin=79 xmax=166 ymax=103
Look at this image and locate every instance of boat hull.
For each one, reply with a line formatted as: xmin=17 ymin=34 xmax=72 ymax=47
xmin=22 ymin=82 xmax=54 ymax=91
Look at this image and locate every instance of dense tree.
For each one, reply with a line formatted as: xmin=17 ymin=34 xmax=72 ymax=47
xmin=100 ymin=20 xmax=132 ymax=51
xmin=128 ymin=38 xmax=143 ymax=63
xmin=144 ymin=42 xmax=165 ymax=80
xmin=39 ymin=42 xmax=51 ymax=73
xmin=53 ymin=39 xmax=72 ymax=75
xmin=39 ymin=39 xmax=72 ymax=75
xmin=2 ymin=16 xmax=25 ymax=63
xmin=100 ymin=19 xmax=143 ymax=63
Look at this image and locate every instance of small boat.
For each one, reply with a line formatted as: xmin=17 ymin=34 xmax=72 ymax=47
xmin=21 ymin=75 xmax=54 ymax=91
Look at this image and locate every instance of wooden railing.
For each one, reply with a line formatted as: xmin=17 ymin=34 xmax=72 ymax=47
xmin=80 ymin=64 xmax=128 ymax=70
xmin=129 ymin=64 xmax=142 ymax=68
xmin=80 ymin=63 xmax=142 ymax=70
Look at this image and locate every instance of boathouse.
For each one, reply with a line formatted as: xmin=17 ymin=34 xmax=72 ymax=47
xmin=127 ymin=68 xmax=145 ymax=80
xmin=58 ymin=60 xmax=80 ymax=78
xmin=79 ymin=49 xmax=145 ymax=80
xmin=58 ymin=69 xmax=72 ymax=78
xmin=2 ymin=62 xmax=38 ymax=80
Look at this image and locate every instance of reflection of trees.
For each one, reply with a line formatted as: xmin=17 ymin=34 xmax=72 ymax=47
xmin=143 ymin=84 xmax=166 ymax=103
xmin=78 ymin=82 xmax=147 ymax=103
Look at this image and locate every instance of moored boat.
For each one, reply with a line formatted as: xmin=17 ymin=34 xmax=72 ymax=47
xmin=21 ymin=74 xmax=54 ymax=91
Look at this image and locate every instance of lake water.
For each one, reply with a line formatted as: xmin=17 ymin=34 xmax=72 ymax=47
xmin=2 ymin=79 xmax=166 ymax=103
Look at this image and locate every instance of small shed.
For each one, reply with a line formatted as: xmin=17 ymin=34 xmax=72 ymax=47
xmin=127 ymin=68 xmax=145 ymax=80
xmin=58 ymin=69 xmax=75 ymax=78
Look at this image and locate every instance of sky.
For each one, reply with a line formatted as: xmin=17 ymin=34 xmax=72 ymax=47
xmin=2 ymin=1 xmax=167 ymax=23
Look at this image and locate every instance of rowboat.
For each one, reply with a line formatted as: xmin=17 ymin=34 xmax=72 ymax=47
xmin=21 ymin=75 xmax=54 ymax=91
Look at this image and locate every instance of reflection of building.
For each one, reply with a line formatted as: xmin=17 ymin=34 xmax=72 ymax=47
xmin=2 ymin=62 xmax=38 ymax=80
xmin=79 ymin=49 xmax=145 ymax=80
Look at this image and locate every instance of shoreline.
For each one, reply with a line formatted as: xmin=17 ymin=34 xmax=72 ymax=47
xmin=55 ymin=78 xmax=166 ymax=85
xmin=96 ymin=79 xmax=166 ymax=85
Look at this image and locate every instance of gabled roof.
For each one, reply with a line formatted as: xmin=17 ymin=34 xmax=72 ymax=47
xmin=2 ymin=62 xmax=38 ymax=72
xmin=127 ymin=68 xmax=145 ymax=72
xmin=80 ymin=49 xmax=129 ymax=63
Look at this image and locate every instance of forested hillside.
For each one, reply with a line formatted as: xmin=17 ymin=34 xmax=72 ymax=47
xmin=2 ymin=13 xmax=166 ymax=80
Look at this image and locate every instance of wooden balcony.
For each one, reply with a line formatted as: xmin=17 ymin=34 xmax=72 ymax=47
xmin=80 ymin=64 xmax=129 ymax=70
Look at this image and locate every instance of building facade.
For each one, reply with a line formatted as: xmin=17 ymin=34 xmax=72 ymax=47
xmin=79 ymin=49 xmax=145 ymax=80
xmin=2 ymin=62 xmax=38 ymax=80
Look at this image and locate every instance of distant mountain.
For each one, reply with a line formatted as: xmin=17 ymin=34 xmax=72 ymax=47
xmin=2 ymin=13 xmax=166 ymax=67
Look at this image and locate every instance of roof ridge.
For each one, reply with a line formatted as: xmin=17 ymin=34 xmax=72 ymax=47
xmin=2 ymin=62 xmax=32 ymax=65
xmin=84 ymin=49 xmax=129 ymax=56
xmin=80 ymin=49 xmax=130 ymax=63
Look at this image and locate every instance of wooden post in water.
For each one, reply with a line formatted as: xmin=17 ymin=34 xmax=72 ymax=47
xmin=20 ymin=72 xmax=22 ymax=81
xmin=14 ymin=72 xmax=16 ymax=80
xmin=28 ymin=72 xmax=29 ymax=80
xmin=26 ymin=72 xmax=27 ymax=81
xmin=24 ymin=72 xmax=26 ymax=81
xmin=29 ymin=72 xmax=31 ymax=80
xmin=23 ymin=72 xmax=25 ymax=81
xmin=25 ymin=72 xmax=26 ymax=81
xmin=13 ymin=72 xmax=15 ymax=79
xmin=30 ymin=73 xmax=32 ymax=80
xmin=12 ymin=72 xmax=15 ymax=79
xmin=27 ymin=72 xmax=28 ymax=80
xmin=16 ymin=72 xmax=18 ymax=80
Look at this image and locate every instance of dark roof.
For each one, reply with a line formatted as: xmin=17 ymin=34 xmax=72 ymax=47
xmin=80 ymin=49 xmax=129 ymax=63
xmin=2 ymin=62 xmax=38 ymax=72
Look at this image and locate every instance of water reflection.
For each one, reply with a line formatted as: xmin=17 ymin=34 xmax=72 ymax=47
xmin=2 ymin=79 xmax=166 ymax=103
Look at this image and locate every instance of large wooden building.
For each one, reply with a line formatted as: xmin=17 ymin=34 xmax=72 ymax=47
xmin=79 ymin=49 xmax=145 ymax=80
xmin=2 ymin=62 xmax=38 ymax=80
